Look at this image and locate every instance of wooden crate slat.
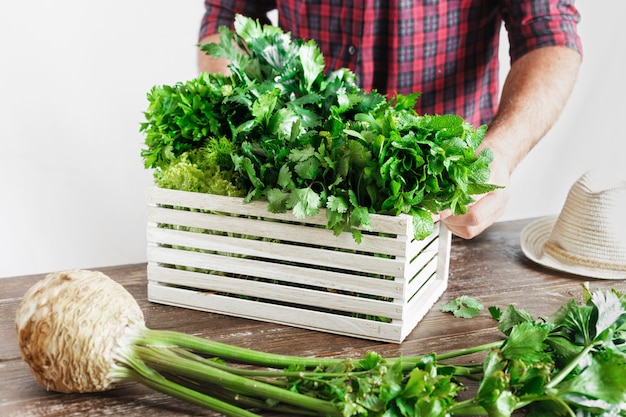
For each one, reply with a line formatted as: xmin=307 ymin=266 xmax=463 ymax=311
xmin=148 ymin=187 xmax=329 ymax=226
xmin=435 ymin=225 xmax=453 ymax=284
xmin=148 ymin=226 xmax=409 ymax=277
xmin=406 ymin=258 xmax=439 ymax=298
xmin=147 ymin=283 xmax=406 ymax=342
xmin=148 ymin=187 xmax=413 ymax=235
xmin=147 ymin=264 xmax=404 ymax=319
xmin=147 ymin=275 xmax=448 ymax=342
xmin=147 ymin=245 xmax=403 ymax=298
xmin=147 ymin=205 xmax=407 ymax=257
xmin=394 ymin=275 xmax=448 ymax=340
xmin=406 ymin=223 xmax=441 ymax=255
xmin=405 ymin=245 xmax=439 ymax=281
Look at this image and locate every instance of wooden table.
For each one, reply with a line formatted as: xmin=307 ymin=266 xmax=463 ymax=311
xmin=2 ymin=218 xmax=624 ymax=416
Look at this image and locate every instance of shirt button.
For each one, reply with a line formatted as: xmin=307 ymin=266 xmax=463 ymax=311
xmin=347 ymin=45 xmax=357 ymax=55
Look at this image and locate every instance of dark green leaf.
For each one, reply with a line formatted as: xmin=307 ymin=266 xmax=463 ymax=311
xmin=143 ymin=14 xmax=499 ymax=244
xmin=498 ymin=304 xmax=535 ymax=336
xmin=411 ymin=208 xmax=435 ymax=241
xmin=558 ymin=350 xmax=626 ymax=406
xmin=266 ymin=188 xmax=289 ymax=212
xmin=501 ymin=322 xmax=552 ymax=364
xmin=477 ymin=350 xmax=518 ymax=417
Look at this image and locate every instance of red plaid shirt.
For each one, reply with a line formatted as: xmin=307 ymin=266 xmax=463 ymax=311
xmin=200 ymin=0 xmax=582 ymax=127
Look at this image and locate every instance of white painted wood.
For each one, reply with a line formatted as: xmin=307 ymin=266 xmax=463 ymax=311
xmin=147 ymin=226 xmax=406 ymax=277
xmin=148 ymin=187 xmax=413 ymax=234
xmin=146 ymin=187 xmax=451 ymax=342
xmin=147 ymin=205 xmax=408 ymax=256
xmin=396 ymin=274 xmax=448 ymax=340
xmin=147 ymin=264 xmax=404 ymax=319
xmin=146 ymin=243 xmax=403 ymax=298
xmin=147 ymin=282 xmax=407 ymax=341
xmin=146 ymin=272 xmax=448 ymax=342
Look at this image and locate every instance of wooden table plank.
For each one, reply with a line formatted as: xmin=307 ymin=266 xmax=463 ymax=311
xmin=2 ymin=218 xmax=625 ymax=416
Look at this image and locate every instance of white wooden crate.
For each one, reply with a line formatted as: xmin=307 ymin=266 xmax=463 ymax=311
xmin=146 ymin=187 xmax=451 ymax=343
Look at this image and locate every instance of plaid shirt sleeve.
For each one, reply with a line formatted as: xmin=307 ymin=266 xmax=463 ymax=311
xmin=501 ymin=0 xmax=582 ymax=62
xmin=199 ymin=0 xmax=276 ymax=39
xmin=198 ymin=0 xmax=582 ymax=126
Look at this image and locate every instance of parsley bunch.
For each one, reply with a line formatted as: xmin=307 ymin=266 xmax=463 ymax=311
xmin=141 ymin=15 xmax=499 ymax=240
xmin=207 ymin=285 xmax=626 ymax=417
xmin=463 ymin=285 xmax=626 ymax=416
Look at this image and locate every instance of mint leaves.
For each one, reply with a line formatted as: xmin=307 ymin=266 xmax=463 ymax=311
xmin=141 ymin=15 xmax=500 ymax=241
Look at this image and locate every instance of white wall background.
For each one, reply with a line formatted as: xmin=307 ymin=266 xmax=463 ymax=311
xmin=1 ymin=1 xmax=624 ymax=278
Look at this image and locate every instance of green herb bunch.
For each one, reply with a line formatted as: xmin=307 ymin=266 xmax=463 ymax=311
xmin=144 ymin=285 xmax=626 ymax=416
xmin=267 ymin=285 xmax=626 ymax=416
xmin=141 ymin=15 xmax=499 ymax=241
xmin=469 ymin=285 xmax=626 ymax=417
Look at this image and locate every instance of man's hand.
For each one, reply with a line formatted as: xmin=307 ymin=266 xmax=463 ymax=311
xmin=439 ymin=154 xmax=510 ymax=239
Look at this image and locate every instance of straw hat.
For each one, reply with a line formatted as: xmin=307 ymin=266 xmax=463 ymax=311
xmin=520 ymin=168 xmax=626 ymax=279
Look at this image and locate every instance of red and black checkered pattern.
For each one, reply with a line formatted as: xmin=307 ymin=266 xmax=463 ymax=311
xmin=200 ymin=0 xmax=582 ymax=127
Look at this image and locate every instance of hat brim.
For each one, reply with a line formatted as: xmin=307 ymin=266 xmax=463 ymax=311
xmin=520 ymin=217 xmax=626 ymax=280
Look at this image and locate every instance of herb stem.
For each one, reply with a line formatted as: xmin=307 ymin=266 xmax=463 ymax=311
xmin=135 ymin=345 xmax=342 ymax=416
xmin=515 ymin=395 xmax=576 ymax=417
xmin=120 ymin=349 xmax=261 ymax=417
xmin=138 ymin=328 xmax=345 ymax=369
xmin=447 ymin=399 xmax=487 ymax=416
xmin=140 ymin=328 xmax=498 ymax=373
xmin=435 ymin=341 xmax=502 ymax=360
xmin=545 ymin=341 xmax=599 ymax=389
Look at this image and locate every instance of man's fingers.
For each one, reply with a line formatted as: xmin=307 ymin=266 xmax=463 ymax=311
xmin=442 ymin=189 xmax=509 ymax=239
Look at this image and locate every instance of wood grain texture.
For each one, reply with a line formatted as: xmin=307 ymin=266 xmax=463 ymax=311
xmin=2 ymin=218 xmax=625 ymax=416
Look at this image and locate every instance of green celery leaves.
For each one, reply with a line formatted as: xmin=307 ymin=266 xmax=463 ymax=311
xmin=141 ymin=15 xmax=500 ymax=241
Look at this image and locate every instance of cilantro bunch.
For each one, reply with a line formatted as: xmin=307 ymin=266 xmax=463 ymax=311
xmin=141 ymin=15 xmax=499 ymax=241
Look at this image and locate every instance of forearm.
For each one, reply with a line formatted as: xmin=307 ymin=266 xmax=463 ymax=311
xmin=482 ymin=46 xmax=582 ymax=174
xmin=442 ymin=46 xmax=581 ymax=238
xmin=198 ymin=34 xmax=231 ymax=75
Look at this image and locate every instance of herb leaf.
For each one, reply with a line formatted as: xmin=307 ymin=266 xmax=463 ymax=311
xmin=441 ymin=296 xmax=484 ymax=319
